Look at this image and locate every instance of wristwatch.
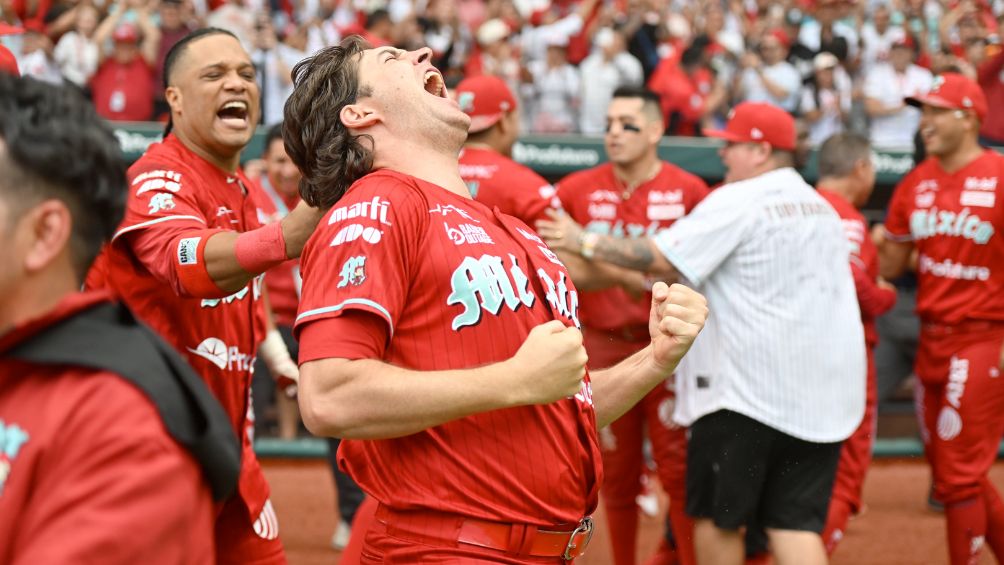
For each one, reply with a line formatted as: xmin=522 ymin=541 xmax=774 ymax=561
xmin=579 ymin=232 xmax=600 ymax=259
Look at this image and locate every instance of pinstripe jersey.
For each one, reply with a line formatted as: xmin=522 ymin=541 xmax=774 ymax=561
xmin=653 ymin=167 xmax=866 ymax=442
xmin=294 ymin=169 xmax=602 ymax=525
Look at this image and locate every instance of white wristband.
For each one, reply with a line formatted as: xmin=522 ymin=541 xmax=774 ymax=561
xmin=259 ymin=329 xmax=299 ymax=383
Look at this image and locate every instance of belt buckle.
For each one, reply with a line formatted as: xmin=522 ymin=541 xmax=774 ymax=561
xmin=562 ymin=517 xmax=594 ymax=560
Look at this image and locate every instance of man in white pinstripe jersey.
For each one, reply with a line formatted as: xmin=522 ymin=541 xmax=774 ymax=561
xmin=539 ymin=101 xmax=865 ymax=565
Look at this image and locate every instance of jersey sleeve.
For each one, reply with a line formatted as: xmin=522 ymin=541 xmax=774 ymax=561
xmin=683 ymin=173 xmax=711 ymax=212
xmin=112 ymin=159 xmax=230 ymax=297
xmin=294 ymin=173 xmax=426 ymax=354
xmin=651 ymin=186 xmax=754 ymax=286
xmin=509 ymin=165 xmax=561 ymax=226
xmin=13 ymin=375 xmax=213 ymax=565
xmin=884 ymin=172 xmax=916 ymax=242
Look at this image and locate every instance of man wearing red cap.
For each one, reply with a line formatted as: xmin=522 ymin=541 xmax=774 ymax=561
xmin=864 ymin=33 xmax=933 ymax=149
xmin=89 ymin=9 xmax=161 ymax=122
xmin=735 ymin=29 xmax=801 ymax=112
xmin=878 ymin=72 xmax=1004 ymax=565
xmin=456 ymin=74 xmax=559 ymax=227
xmin=538 ymin=85 xmax=709 ymax=565
xmin=540 ymin=101 xmax=865 ymax=565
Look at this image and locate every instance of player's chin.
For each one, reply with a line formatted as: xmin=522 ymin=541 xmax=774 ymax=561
xmin=215 ymin=129 xmax=255 ymax=150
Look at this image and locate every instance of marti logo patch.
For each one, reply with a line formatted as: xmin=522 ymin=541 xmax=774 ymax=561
xmin=0 ymin=420 xmax=29 ymax=496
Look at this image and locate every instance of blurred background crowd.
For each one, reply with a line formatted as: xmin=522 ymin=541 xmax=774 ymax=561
xmin=4 ymin=0 xmax=1004 ymax=150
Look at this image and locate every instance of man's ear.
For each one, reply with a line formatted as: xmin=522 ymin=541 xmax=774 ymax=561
xmin=755 ymin=142 xmax=773 ymax=166
xmin=22 ymin=200 xmax=72 ymax=275
xmin=646 ymin=119 xmax=664 ymax=144
xmin=165 ymin=86 xmax=182 ymax=116
xmin=340 ymin=103 xmax=382 ymax=130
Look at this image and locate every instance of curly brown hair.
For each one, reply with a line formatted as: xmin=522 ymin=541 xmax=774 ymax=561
xmin=283 ymin=36 xmax=375 ymax=209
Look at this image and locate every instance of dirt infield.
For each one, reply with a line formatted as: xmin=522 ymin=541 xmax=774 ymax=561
xmin=263 ymin=458 xmax=1004 ymax=564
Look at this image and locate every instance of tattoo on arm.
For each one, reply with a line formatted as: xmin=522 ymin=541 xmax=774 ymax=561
xmin=593 ymin=236 xmax=656 ymax=272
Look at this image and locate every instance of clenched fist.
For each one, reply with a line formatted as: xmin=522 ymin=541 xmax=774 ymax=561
xmin=648 ymin=282 xmax=708 ymax=375
xmin=508 ymin=320 xmax=589 ymax=405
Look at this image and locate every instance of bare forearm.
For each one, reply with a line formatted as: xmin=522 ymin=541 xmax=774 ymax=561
xmin=878 ymin=239 xmax=913 ymax=280
xmin=758 ymin=72 xmax=790 ymax=100
xmin=298 ymin=358 xmax=521 ymax=439
xmin=204 ymin=203 xmax=321 ymax=293
xmin=590 ymin=345 xmax=671 ymax=427
xmin=558 ymin=250 xmax=646 ymax=293
xmin=592 ymin=235 xmax=676 ymax=278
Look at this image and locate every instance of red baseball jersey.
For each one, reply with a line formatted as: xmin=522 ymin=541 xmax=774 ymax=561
xmin=256 ymin=176 xmax=302 ymax=328
xmin=557 ymin=162 xmax=709 ymax=332
xmin=458 ymin=146 xmax=559 ymax=226
xmin=0 ymin=292 xmax=215 ymax=564
xmin=84 ymin=134 xmax=271 ymax=516
xmin=295 ymin=169 xmax=602 ymax=525
xmin=818 ymin=189 xmax=896 ymax=346
xmin=885 ymin=150 xmax=1004 ymax=325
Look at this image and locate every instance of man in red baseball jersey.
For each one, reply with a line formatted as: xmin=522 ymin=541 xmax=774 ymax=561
xmin=456 ymin=74 xmax=559 ymax=227
xmin=281 ymin=37 xmax=709 ymax=564
xmin=814 ymin=133 xmax=898 ymax=554
xmin=541 ymin=85 xmax=709 ymax=565
xmin=0 ymin=74 xmax=239 ymax=563
xmin=86 ymin=28 xmax=321 ymax=565
xmin=879 ymin=72 xmax=1004 ymax=565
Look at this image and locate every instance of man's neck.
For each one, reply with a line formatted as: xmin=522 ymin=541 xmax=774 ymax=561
xmin=613 ymin=155 xmax=661 ymax=192
xmin=375 ymin=135 xmax=471 ymax=198
xmin=937 ymin=138 xmax=985 ymax=174
xmin=464 ymin=139 xmax=503 ymax=155
xmin=173 ymin=130 xmax=241 ymax=173
xmin=816 ymin=177 xmax=858 ymax=207
xmin=0 ymin=269 xmax=77 ymax=337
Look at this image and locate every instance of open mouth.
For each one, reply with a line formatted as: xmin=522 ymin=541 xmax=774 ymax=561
xmin=217 ymin=100 xmax=249 ymax=126
xmin=423 ymin=70 xmax=447 ymax=98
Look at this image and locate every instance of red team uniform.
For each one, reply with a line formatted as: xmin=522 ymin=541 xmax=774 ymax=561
xmin=817 ymin=189 xmax=897 ymax=552
xmin=257 ymin=177 xmax=302 ymax=329
xmin=885 ymin=149 xmax=1004 ymax=563
xmin=0 ymin=291 xmax=216 ymax=564
xmin=85 ymin=135 xmax=283 ymax=563
xmin=556 ymin=162 xmax=709 ymax=565
xmin=295 ymin=169 xmax=601 ymax=563
xmin=459 ymin=146 xmax=558 ymax=226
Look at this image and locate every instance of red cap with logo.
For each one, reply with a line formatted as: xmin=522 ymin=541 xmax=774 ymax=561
xmin=454 ymin=75 xmax=517 ymax=133
xmin=905 ymin=72 xmax=988 ymax=121
xmin=704 ymin=102 xmax=796 ymax=151
xmin=0 ymin=44 xmax=18 ymax=77
xmin=112 ymin=23 xmax=139 ymax=43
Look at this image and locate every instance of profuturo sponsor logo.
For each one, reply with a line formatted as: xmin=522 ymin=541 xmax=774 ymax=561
xmin=870 ymin=151 xmax=914 ymax=176
xmin=114 ymin=129 xmax=161 ymax=157
xmin=513 ymin=142 xmax=601 ymax=168
xmin=187 ymin=337 xmax=253 ymax=371
xmin=918 ymin=255 xmax=991 ymax=281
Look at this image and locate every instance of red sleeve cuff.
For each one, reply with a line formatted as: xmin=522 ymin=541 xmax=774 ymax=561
xmin=297 ymin=310 xmax=389 ymax=364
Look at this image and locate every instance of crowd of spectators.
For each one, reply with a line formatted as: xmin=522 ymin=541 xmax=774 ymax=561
xmin=5 ymin=0 xmax=1004 ymax=149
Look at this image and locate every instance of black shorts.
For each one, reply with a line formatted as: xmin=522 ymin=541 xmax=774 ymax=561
xmin=685 ymin=410 xmax=842 ymax=533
